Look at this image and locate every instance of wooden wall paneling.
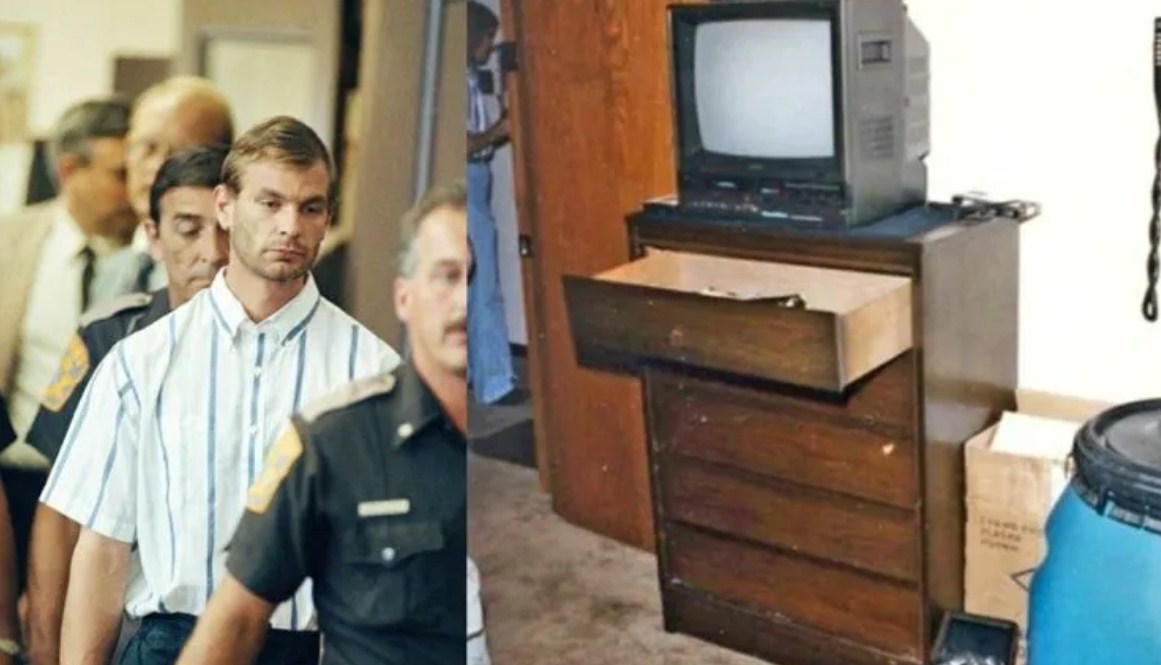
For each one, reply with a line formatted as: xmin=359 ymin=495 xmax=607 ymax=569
xmin=499 ymin=0 xmax=551 ymax=491
xmin=505 ymin=0 xmax=693 ymax=548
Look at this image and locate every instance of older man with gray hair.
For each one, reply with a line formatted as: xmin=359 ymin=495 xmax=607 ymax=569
xmin=0 ymin=99 xmax=144 ymax=630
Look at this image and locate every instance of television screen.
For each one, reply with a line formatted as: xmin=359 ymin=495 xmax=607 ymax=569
xmin=693 ymin=19 xmax=835 ymax=160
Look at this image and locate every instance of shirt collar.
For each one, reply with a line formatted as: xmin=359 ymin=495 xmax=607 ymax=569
xmin=50 ymin=199 xmax=123 ymax=258
xmin=390 ymin=363 xmax=461 ymax=449
xmin=50 ymin=201 xmax=87 ymax=258
xmin=206 ymin=269 xmax=321 ymax=344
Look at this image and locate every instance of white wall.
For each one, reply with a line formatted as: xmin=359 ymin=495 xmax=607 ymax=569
xmin=906 ymin=0 xmax=1161 ymax=404
xmin=0 ymin=0 xmax=179 ymax=215
xmin=0 ymin=0 xmax=179 ymax=136
xmin=478 ymin=0 xmax=528 ymax=346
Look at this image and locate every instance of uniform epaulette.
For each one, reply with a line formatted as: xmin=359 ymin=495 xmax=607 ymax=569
xmin=79 ymin=292 xmax=152 ymax=328
xmin=300 ymin=373 xmax=397 ymax=424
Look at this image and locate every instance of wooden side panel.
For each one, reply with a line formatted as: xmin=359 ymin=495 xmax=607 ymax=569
xmin=918 ymin=219 xmax=1020 ymax=639
xmin=505 ymin=0 xmax=695 ymax=548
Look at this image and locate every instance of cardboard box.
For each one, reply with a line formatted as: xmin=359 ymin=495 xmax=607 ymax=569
xmin=963 ymin=389 xmax=1113 ymax=665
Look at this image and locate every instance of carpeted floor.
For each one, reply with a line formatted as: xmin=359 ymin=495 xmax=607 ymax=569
xmin=468 ymin=453 xmax=768 ymax=665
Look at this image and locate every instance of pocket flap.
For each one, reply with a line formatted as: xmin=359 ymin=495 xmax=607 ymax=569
xmin=347 ymin=520 xmax=445 ymax=567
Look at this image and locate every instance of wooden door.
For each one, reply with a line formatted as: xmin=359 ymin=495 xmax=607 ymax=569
xmin=500 ymin=0 xmax=692 ymax=549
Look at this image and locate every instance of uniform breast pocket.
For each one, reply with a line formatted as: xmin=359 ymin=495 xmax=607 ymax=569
xmin=340 ymin=519 xmax=447 ymax=626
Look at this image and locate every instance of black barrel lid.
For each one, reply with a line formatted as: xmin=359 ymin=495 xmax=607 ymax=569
xmin=1074 ymin=399 xmax=1161 ymax=524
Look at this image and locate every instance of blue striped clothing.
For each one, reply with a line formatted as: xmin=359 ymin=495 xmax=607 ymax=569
xmin=41 ymin=271 xmax=401 ymax=631
xmin=467 ymin=66 xmax=494 ymax=162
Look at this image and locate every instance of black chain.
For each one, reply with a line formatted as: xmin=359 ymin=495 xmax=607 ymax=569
xmin=1144 ymin=142 xmax=1161 ymax=322
xmin=1143 ymin=18 xmax=1161 ymax=322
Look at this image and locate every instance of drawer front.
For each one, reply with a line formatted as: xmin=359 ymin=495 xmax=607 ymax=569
xmin=665 ymin=523 xmax=922 ymax=658
xmin=661 ymin=457 xmax=921 ymax=583
xmin=563 ymin=251 xmax=912 ymax=392
xmin=646 ymin=363 xmax=918 ymax=508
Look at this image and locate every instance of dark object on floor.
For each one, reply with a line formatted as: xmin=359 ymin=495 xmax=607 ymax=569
xmin=471 ymin=420 xmax=535 ymax=469
xmin=930 ymin=611 xmax=1018 ymax=665
xmin=493 ymin=387 xmax=530 ymax=407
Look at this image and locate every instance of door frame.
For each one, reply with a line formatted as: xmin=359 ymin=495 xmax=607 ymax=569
xmin=499 ymin=0 xmax=553 ymax=492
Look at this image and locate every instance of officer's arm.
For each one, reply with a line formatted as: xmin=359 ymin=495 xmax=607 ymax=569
xmin=0 ymin=399 xmax=20 ymax=665
xmin=24 ymin=333 xmax=94 ymax=665
xmin=0 ymin=477 xmax=19 ymax=665
xmin=174 ymin=576 xmax=273 ymax=665
xmin=178 ymin=422 xmax=321 ymax=665
xmin=25 ymin=506 xmax=79 ymax=665
xmin=60 ymin=529 xmax=129 ymax=665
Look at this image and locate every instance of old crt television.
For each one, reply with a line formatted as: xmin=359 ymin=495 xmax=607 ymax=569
xmin=669 ymin=0 xmax=929 ymax=227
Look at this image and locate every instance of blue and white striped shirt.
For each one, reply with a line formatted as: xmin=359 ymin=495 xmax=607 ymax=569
xmin=467 ymin=65 xmax=494 ymax=162
xmin=41 ymin=270 xmax=401 ymax=630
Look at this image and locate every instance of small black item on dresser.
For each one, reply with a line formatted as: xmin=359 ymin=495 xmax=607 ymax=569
xmin=949 ymin=194 xmax=1040 ymax=224
xmin=930 ymin=611 xmax=1019 ymax=665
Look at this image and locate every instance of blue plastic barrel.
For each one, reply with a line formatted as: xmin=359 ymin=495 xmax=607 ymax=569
xmin=1027 ymin=399 xmax=1161 ymax=664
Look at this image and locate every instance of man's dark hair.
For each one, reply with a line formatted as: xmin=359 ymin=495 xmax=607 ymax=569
xmin=468 ymin=1 xmax=500 ymax=53
xmin=48 ymin=98 xmax=131 ymax=178
xmin=149 ymin=145 xmax=229 ymax=224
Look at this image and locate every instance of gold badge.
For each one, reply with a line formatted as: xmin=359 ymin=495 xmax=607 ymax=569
xmin=246 ymin=426 xmax=305 ymax=514
xmin=41 ymin=334 xmax=90 ymax=413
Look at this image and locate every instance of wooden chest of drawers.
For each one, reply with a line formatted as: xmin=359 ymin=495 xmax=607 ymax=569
xmin=563 ymin=210 xmax=1019 ymax=665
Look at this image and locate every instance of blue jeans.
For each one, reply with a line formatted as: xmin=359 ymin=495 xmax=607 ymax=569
xmin=120 ymin=613 xmax=318 ymax=665
xmin=467 ymin=161 xmax=515 ymax=404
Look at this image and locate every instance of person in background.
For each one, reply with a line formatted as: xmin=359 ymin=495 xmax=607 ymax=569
xmin=123 ymin=76 xmax=234 ymax=293
xmin=466 ymin=0 xmax=521 ymax=406
xmin=0 ymin=98 xmax=141 ymax=618
xmin=42 ymin=116 xmax=400 ymax=665
xmin=22 ymin=146 xmax=231 ymax=665
xmin=176 ymin=182 xmax=472 ymax=665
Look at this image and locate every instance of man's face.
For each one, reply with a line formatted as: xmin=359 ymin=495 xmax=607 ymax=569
xmin=395 ymin=205 xmax=469 ymax=377
xmin=146 ymin=186 xmax=228 ymax=306
xmin=127 ymin=95 xmax=229 ymax=222
xmin=472 ymin=30 xmax=496 ymax=65
xmin=60 ymin=138 xmax=136 ymax=239
xmin=216 ymin=160 xmax=330 ymax=283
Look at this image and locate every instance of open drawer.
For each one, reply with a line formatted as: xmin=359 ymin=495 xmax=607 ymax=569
xmin=562 ymin=249 xmax=912 ymax=393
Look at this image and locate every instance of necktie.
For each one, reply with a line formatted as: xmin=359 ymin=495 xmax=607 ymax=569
xmin=79 ymin=245 xmax=95 ymax=313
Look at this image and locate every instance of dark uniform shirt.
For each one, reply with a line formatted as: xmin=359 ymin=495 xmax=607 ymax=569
xmin=26 ymin=289 xmax=169 ymax=462
xmin=228 ymin=362 xmax=467 ymax=665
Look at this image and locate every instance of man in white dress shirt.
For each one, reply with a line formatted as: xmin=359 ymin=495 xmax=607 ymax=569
xmin=41 ymin=116 xmax=401 ymax=665
xmin=0 ymin=100 xmax=141 ymax=641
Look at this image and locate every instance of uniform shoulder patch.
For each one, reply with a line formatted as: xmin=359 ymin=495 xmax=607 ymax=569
xmin=246 ymin=426 xmax=305 ymax=514
xmin=41 ymin=333 xmax=91 ymax=413
xmin=79 ymin=292 xmax=152 ymax=327
xmin=299 ymin=373 xmax=397 ymax=424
